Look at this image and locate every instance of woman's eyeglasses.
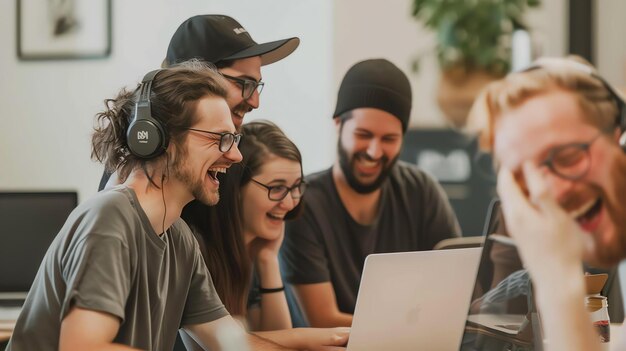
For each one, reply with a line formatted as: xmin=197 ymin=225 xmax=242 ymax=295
xmin=222 ymin=74 xmax=264 ymax=100
xmin=186 ymin=128 xmax=242 ymax=153
xmin=250 ymin=178 xmax=307 ymax=201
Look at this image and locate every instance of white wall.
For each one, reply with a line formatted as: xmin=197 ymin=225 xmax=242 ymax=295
xmin=596 ymin=0 xmax=626 ymax=90
xmin=0 ymin=0 xmax=334 ymax=202
xmin=1 ymin=0 xmax=622 ymax=204
xmin=333 ymin=0 xmax=568 ymax=129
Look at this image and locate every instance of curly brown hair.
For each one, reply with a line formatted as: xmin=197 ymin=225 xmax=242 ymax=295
xmin=91 ymin=60 xmax=228 ymax=184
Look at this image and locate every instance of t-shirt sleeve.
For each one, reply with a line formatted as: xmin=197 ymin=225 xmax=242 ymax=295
xmin=181 ymin=241 xmax=229 ymax=326
xmin=281 ymin=207 xmax=331 ymax=284
xmin=418 ymin=170 xmax=462 ymax=248
xmin=60 ymin=234 xmax=131 ymax=322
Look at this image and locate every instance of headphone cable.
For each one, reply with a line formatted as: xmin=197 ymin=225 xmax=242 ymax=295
xmin=161 ymin=154 xmax=169 ymax=236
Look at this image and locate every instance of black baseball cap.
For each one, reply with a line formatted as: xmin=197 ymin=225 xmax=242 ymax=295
xmin=165 ymin=15 xmax=300 ymax=66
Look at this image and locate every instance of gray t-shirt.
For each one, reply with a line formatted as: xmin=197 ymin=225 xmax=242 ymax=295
xmin=281 ymin=162 xmax=461 ymax=314
xmin=7 ymin=186 xmax=228 ymax=351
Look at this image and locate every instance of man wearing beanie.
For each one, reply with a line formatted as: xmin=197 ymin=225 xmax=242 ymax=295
xmin=282 ymin=58 xmax=461 ymax=327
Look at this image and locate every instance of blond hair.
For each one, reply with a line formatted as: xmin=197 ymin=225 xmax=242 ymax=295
xmin=467 ymin=56 xmax=620 ymax=151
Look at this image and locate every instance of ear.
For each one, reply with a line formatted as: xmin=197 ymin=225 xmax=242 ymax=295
xmin=334 ymin=117 xmax=343 ymax=136
xmin=162 ymin=143 xmax=178 ymax=171
xmin=166 ymin=141 xmax=177 ymax=156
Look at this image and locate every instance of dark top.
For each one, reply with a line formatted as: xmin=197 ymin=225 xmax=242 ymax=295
xmin=281 ymin=161 xmax=461 ymax=314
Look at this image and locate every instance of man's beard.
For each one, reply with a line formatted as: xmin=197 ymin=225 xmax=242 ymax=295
xmin=589 ymin=152 xmax=626 ymax=267
xmin=169 ymin=148 xmax=219 ymax=206
xmin=337 ymin=138 xmax=398 ymax=194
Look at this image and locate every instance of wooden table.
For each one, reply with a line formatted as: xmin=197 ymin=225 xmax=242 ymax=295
xmin=0 ymin=320 xmax=15 ymax=344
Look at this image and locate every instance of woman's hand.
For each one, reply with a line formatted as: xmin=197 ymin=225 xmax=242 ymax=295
xmin=250 ymin=227 xmax=285 ymax=265
xmin=247 ymin=227 xmax=291 ymax=331
xmin=295 ymin=327 xmax=350 ymax=351
xmin=254 ymin=327 xmax=350 ymax=351
xmin=296 ymin=327 xmax=350 ymax=351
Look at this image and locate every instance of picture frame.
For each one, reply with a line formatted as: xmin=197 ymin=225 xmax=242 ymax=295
xmin=17 ymin=0 xmax=112 ymax=60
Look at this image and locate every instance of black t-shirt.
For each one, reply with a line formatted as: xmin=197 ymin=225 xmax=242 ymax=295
xmin=281 ymin=161 xmax=461 ymax=314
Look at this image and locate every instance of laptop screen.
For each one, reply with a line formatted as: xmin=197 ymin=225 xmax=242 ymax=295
xmin=0 ymin=192 xmax=77 ymax=294
xmin=459 ymin=199 xmax=541 ymax=351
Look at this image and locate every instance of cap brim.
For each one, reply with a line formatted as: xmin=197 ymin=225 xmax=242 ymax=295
xmin=223 ymin=37 xmax=300 ymax=66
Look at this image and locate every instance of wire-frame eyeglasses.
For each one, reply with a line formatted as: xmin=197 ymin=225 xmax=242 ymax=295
xmin=250 ymin=178 xmax=307 ymax=201
xmin=222 ymin=74 xmax=264 ymax=100
xmin=186 ymin=128 xmax=242 ymax=153
xmin=539 ymin=130 xmax=608 ymax=181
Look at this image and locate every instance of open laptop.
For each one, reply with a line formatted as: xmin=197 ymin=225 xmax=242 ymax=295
xmin=0 ymin=192 xmax=77 ymax=320
xmin=347 ymin=248 xmax=482 ymax=351
xmin=458 ymin=199 xmax=544 ymax=351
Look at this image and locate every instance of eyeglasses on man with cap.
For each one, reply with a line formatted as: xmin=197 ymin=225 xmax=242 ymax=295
xmin=221 ymin=74 xmax=264 ymax=100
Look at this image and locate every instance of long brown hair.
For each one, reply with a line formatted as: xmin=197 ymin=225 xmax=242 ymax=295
xmin=181 ymin=120 xmax=303 ymax=315
xmin=91 ymin=60 xmax=228 ymax=183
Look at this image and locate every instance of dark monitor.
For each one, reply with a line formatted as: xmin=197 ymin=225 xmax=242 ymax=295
xmin=0 ymin=192 xmax=78 ymax=295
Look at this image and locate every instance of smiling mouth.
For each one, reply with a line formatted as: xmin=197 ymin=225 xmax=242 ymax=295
xmin=267 ymin=213 xmax=285 ymax=221
xmin=207 ymin=167 xmax=227 ymax=181
xmin=571 ymin=198 xmax=602 ymax=228
xmin=358 ymin=158 xmax=380 ymax=168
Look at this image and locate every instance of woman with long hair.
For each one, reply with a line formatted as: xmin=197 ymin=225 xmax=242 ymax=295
xmin=181 ymin=120 xmax=348 ymax=349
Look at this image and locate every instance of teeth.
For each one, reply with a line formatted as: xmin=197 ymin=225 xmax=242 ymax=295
xmin=358 ymin=159 xmax=379 ymax=168
xmin=208 ymin=167 xmax=227 ymax=174
xmin=268 ymin=213 xmax=285 ymax=220
xmin=569 ymin=199 xmax=598 ymax=219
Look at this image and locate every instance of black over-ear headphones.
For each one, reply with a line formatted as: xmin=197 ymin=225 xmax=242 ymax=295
xmin=521 ymin=58 xmax=626 ymax=151
xmin=126 ymin=69 xmax=169 ymax=159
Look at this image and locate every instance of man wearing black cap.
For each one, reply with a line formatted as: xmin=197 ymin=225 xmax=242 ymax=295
xmin=164 ymin=14 xmax=299 ymax=131
xmin=98 ymin=14 xmax=299 ymax=190
xmin=281 ymin=59 xmax=461 ymax=327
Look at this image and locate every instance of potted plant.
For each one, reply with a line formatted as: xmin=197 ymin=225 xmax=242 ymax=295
xmin=411 ymin=0 xmax=541 ymax=128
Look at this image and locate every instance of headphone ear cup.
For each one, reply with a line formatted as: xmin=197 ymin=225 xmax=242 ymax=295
xmin=127 ymin=119 xmax=167 ymax=158
xmin=126 ymin=69 xmax=167 ymax=159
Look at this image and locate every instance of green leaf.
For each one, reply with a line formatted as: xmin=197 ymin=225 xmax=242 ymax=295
xmin=410 ymin=0 xmax=540 ymax=75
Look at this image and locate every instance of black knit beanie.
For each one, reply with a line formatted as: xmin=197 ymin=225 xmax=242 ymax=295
xmin=333 ymin=58 xmax=412 ymax=132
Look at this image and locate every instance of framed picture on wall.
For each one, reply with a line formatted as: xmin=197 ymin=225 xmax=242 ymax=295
xmin=17 ymin=0 xmax=112 ymax=60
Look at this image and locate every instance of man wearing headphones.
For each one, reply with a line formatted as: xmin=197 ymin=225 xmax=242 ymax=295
xmin=89 ymin=15 xmax=350 ymax=350
xmin=98 ymin=14 xmax=299 ymax=190
xmin=469 ymin=56 xmax=626 ymax=350
xmin=6 ymin=62 xmax=264 ymax=350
